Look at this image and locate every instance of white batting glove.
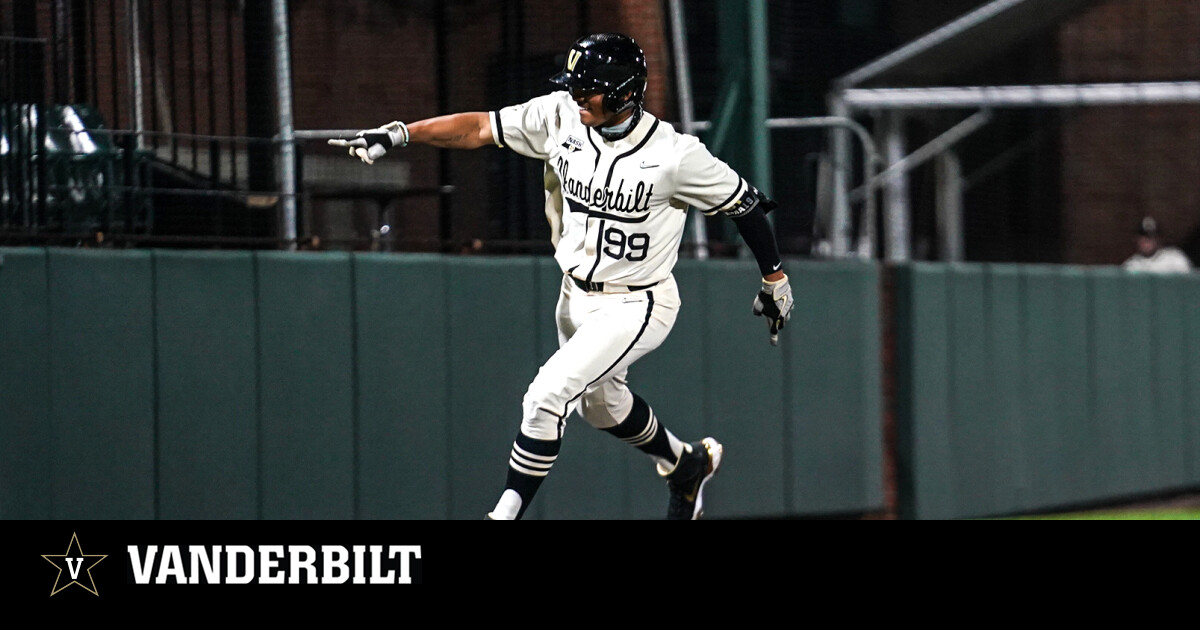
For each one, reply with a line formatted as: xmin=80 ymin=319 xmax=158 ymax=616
xmin=752 ymin=274 xmax=793 ymax=346
xmin=327 ymin=121 xmax=410 ymax=165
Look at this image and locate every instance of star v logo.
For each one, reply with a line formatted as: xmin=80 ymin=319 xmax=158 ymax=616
xmin=42 ymin=533 xmax=107 ymax=596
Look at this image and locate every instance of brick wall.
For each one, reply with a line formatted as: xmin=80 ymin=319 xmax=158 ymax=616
xmin=1059 ymin=0 xmax=1200 ymax=264
xmin=290 ymin=0 xmax=671 ymax=249
xmin=1 ymin=0 xmax=670 ymax=248
xmin=882 ymin=0 xmax=1200 ymax=265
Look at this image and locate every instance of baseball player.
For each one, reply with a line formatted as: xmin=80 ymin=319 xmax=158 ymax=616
xmin=332 ymin=33 xmax=793 ymax=520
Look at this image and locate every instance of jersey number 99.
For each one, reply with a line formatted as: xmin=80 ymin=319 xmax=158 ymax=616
xmin=603 ymin=227 xmax=650 ymax=261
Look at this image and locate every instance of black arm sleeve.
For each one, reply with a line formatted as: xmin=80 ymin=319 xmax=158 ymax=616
xmin=731 ymin=206 xmax=783 ymax=277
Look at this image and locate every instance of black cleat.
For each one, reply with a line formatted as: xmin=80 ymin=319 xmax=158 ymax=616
xmin=661 ymin=438 xmax=723 ymax=520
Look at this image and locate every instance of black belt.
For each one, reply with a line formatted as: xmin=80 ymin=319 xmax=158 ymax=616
xmin=570 ymin=275 xmax=658 ymax=293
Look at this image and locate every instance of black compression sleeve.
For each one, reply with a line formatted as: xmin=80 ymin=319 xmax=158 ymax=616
xmin=731 ymin=206 xmax=783 ymax=277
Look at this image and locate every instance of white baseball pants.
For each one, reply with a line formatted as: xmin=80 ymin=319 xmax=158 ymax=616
xmin=520 ymin=274 xmax=680 ymax=440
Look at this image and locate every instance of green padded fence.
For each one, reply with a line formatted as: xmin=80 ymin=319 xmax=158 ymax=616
xmin=0 ymin=249 xmax=52 ymax=519
xmin=256 ymin=252 xmax=358 ymax=519
xmin=894 ymin=263 xmax=1200 ymax=520
xmin=155 ymin=251 xmax=258 ymax=519
xmin=354 ymin=254 xmax=451 ymax=520
xmin=0 ymin=248 xmax=883 ymax=520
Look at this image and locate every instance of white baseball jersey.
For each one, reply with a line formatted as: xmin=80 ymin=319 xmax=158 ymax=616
xmin=1123 ymin=247 xmax=1192 ymax=273
xmin=491 ymin=91 xmax=761 ymax=286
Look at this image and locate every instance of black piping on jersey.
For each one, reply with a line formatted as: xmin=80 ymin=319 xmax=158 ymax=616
xmin=580 ymin=129 xmax=603 ymax=253
xmin=492 ymin=111 xmax=505 ymax=148
xmin=585 ymin=127 xmax=602 ymax=171
xmin=586 ymin=219 xmax=606 ymax=281
xmin=565 ymin=197 xmax=651 ymax=223
xmin=604 ymin=119 xmax=660 ymax=188
xmin=702 ymin=178 xmax=746 ymax=214
xmin=558 ymin=291 xmax=656 ymax=419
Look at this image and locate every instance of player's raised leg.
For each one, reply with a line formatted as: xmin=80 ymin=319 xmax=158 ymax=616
xmin=579 ymin=373 xmax=723 ymax=520
xmin=487 ymin=284 xmax=674 ymax=520
xmin=579 ymin=376 xmax=682 ymax=469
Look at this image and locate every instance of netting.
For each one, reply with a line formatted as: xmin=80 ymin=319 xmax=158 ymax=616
xmin=2 ymin=0 xmax=1197 ymax=265
xmin=0 ymin=0 xmax=274 ymax=246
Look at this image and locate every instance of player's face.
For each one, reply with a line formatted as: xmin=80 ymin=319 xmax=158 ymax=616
xmin=571 ymin=87 xmax=635 ymax=130
xmin=571 ymin=88 xmax=608 ymax=126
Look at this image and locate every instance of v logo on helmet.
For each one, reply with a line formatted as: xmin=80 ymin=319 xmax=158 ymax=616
xmin=567 ymin=49 xmax=582 ymax=71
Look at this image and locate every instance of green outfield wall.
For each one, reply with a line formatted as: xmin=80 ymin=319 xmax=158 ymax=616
xmin=894 ymin=263 xmax=1200 ymax=519
xmin=0 ymin=248 xmax=883 ymax=520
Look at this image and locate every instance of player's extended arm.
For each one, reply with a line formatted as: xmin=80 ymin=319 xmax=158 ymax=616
xmin=408 ymin=113 xmax=494 ymax=149
xmin=329 ymin=113 xmax=494 ymax=164
xmin=729 ymin=188 xmax=793 ymax=346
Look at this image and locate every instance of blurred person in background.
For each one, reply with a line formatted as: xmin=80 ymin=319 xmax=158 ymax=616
xmin=1123 ymin=217 xmax=1192 ymax=273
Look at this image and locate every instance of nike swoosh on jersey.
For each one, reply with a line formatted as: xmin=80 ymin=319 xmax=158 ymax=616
xmin=638 ymin=161 xmax=660 ymax=169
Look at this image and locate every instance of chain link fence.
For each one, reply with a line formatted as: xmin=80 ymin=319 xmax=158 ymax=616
xmin=5 ymin=0 xmax=1194 ymax=264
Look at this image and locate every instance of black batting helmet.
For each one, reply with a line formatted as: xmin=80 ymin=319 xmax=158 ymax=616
xmin=550 ymin=33 xmax=647 ymax=115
